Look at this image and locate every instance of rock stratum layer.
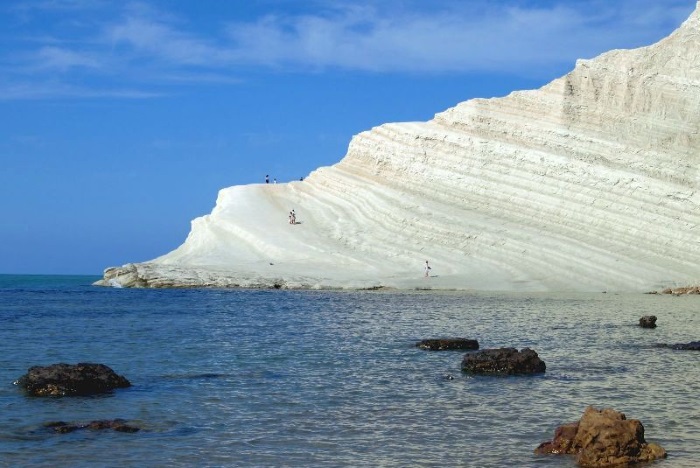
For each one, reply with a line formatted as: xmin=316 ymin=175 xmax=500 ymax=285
xmin=98 ymin=4 xmax=700 ymax=291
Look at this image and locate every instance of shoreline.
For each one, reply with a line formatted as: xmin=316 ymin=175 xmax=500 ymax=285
xmin=93 ymin=262 xmax=699 ymax=295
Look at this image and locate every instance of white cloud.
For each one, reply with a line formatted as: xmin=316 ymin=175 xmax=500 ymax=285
xmin=0 ymin=81 xmax=162 ymax=100
xmin=35 ymin=46 xmax=100 ymax=71
xmin=0 ymin=0 xmax=695 ymax=99
xmin=106 ymin=15 xmax=224 ymax=66
xmin=220 ymin=1 xmax=695 ymax=73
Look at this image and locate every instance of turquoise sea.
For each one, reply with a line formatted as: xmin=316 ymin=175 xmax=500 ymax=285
xmin=0 ymin=274 xmax=698 ymax=467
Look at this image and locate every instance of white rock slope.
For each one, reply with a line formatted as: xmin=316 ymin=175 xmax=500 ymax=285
xmin=98 ymin=4 xmax=700 ymax=291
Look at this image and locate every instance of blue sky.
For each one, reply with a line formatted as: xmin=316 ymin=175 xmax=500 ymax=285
xmin=0 ymin=0 xmax=695 ymax=275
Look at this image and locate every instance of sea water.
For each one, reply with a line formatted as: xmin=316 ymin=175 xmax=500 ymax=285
xmin=0 ymin=275 xmax=698 ymax=467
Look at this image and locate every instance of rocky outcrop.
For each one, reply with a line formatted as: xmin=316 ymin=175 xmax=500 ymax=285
xmin=661 ymin=286 xmax=700 ymax=295
xmin=639 ymin=316 xmax=657 ymax=328
xmin=98 ymin=4 xmax=700 ymax=292
xmin=416 ymin=338 xmax=479 ymax=351
xmin=16 ymin=363 xmax=131 ymax=396
xmin=461 ymin=347 xmax=545 ymax=375
xmin=45 ymin=419 xmax=140 ymax=433
xmin=535 ymin=406 xmax=666 ymax=467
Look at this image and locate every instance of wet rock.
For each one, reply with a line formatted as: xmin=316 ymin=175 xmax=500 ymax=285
xmin=16 ymin=363 xmax=131 ymax=396
xmin=87 ymin=419 xmax=140 ymax=433
xmin=534 ymin=422 xmax=579 ymax=455
xmin=45 ymin=419 xmax=140 ymax=433
xmin=45 ymin=421 xmax=80 ymax=434
xmin=460 ymin=347 xmax=545 ymax=375
xmin=417 ymin=338 xmax=479 ymax=351
xmin=639 ymin=315 xmax=657 ymax=328
xmin=535 ymin=406 xmax=666 ymax=467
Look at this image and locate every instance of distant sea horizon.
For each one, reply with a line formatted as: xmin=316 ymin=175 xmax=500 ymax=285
xmin=0 ymin=273 xmax=101 ymax=285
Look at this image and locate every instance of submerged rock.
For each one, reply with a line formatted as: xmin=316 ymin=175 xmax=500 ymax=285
xmin=16 ymin=363 xmax=131 ymax=397
xmin=669 ymin=340 xmax=700 ymax=350
xmin=417 ymin=338 xmax=479 ymax=351
xmin=461 ymin=347 xmax=545 ymax=375
xmin=639 ymin=315 xmax=657 ymax=328
xmin=658 ymin=341 xmax=700 ymax=351
xmin=535 ymin=406 xmax=666 ymax=467
xmin=45 ymin=419 xmax=140 ymax=434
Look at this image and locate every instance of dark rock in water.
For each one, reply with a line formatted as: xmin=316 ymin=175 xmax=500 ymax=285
xmin=87 ymin=419 xmax=140 ymax=433
xmin=662 ymin=341 xmax=700 ymax=350
xmin=417 ymin=338 xmax=479 ymax=351
xmin=461 ymin=347 xmax=545 ymax=375
xmin=45 ymin=421 xmax=80 ymax=434
xmin=639 ymin=315 xmax=657 ymax=328
xmin=535 ymin=406 xmax=666 ymax=467
xmin=16 ymin=363 xmax=131 ymax=396
xmin=45 ymin=419 xmax=140 ymax=433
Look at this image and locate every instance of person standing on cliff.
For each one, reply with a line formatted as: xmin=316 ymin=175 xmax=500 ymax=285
xmin=424 ymin=260 xmax=432 ymax=278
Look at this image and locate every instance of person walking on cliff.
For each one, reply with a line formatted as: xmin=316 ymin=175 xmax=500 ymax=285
xmin=424 ymin=260 xmax=432 ymax=278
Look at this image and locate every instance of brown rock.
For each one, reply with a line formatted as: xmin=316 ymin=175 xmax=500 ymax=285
xmin=534 ymin=422 xmax=579 ymax=454
xmin=536 ymin=406 xmax=666 ymax=467
xmin=661 ymin=286 xmax=700 ymax=295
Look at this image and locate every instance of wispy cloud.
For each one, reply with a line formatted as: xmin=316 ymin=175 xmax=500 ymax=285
xmin=34 ymin=46 xmax=100 ymax=71
xmin=220 ymin=0 xmax=694 ymax=73
xmin=0 ymin=0 xmax=695 ymax=100
xmin=0 ymin=81 xmax=162 ymax=100
xmin=107 ymin=15 xmax=224 ymax=66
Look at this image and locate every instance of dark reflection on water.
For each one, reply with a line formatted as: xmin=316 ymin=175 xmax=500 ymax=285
xmin=1 ymin=277 xmax=699 ymax=467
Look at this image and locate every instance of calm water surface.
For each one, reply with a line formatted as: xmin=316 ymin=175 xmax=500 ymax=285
xmin=0 ymin=275 xmax=698 ymax=467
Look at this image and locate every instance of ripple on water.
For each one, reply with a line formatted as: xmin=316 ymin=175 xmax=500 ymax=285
xmin=0 ymin=283 xmax=698 ymax=466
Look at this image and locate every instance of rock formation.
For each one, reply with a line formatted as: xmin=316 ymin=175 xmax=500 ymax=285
xmin=661 ymin=286 xmax=700 ymax=294
xmin=535 ymin=406 xmax=667 ymax=467
xmin=461 ymin=347 xmax=546 ymax=375
xmin=639 ymin=315 xmax=658 ymax=328
xmin=97 ymin=3 xmax=700 ymax=291
xmin=16 ymin=363 xmax=131 ymax=397
xmin=45 ymin=419 xmax=140 ymax=434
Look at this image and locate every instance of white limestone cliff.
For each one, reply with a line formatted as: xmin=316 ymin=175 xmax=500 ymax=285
xmin=97 ymin=4 xmax=700 ymax=291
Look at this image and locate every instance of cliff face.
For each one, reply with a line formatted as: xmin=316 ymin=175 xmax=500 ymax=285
xmin=98 ymin=4 xmax=700 ymax=291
